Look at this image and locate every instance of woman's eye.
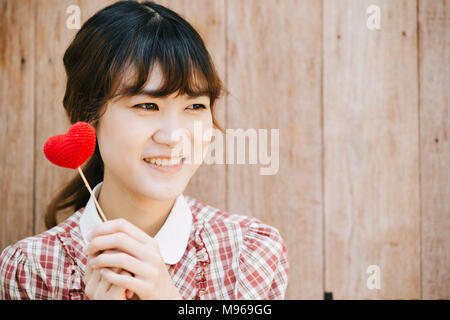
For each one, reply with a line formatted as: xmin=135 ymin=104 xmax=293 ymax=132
xmin=186 ymin=104 xmax=207 ymax=111
xmin=133 ymin=103 xmax=206 ymax=111
xmin=134 ymin=103 xmax=158 ymax=111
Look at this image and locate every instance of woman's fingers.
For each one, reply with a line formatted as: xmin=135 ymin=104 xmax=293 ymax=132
xmin=85 ymin=232 xmax=151 ymax=261
xmin=100 ymin=268 xmax=143 ymax=295
xmin=85 ymin=249 xmax=134 ymax=300
xmin=107 ymin=270 xmax=136 ymax=300
xmin=95 ymin=271 xmax=112 ymax=298
xmin=86 ymin=267 xmax=130 ymax=300
xmin=109 ymin=267 xmax=135 ymax=299
xmin=84 ymin=267 xmax=101 ymax=299
xmin=87 ymin=218 xmax=150 ymax=245
xmin=126 ymin=289 xmax=135 ymax=300
xmin=89 ymin=250 xmax=153 ymax=278
xmin=84 ymin=262 xmax=92 ymax=283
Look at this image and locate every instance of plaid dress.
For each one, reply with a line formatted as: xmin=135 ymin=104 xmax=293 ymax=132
xmin=0 ymin=196 xmax=289 ymax=300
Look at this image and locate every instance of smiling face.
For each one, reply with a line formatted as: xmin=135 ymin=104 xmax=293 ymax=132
xmin=96 ymin=62 xmax=213 ymax=201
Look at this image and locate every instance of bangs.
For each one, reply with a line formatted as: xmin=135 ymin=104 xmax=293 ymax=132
xmin=106 ymin=16 xmax=223 ymax=103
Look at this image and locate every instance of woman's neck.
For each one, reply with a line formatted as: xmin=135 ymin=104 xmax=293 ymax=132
xmin=97 ymin=177 xmax=176 ymax=238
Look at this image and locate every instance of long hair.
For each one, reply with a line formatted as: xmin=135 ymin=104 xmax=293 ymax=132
xmin=45 ymin=0 xmax=227 ymax=229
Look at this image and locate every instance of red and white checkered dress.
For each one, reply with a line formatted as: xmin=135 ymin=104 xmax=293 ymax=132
xmin=0 ymin=196 xmax=289 ymax=300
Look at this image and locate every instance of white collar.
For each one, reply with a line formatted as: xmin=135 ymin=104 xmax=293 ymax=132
xmin=79 ymin=181 xmax=193 ymax=265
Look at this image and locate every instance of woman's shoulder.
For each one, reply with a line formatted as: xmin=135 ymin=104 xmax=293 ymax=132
xmin=0 ymin=210 xmax=85 ymax=299
xmin=184 ymin=195 xmax=289 ymax=299
xmin=0 ymin=211 xmax=81 ymax=273
xmin=184 ymin=195 xmax=286 ymax=250
xmin=1 ymin=210 xmax=83 ymax=261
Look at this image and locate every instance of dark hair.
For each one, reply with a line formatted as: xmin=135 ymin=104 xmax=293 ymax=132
xmin=45 ymin=0 xmax=227 ymax=229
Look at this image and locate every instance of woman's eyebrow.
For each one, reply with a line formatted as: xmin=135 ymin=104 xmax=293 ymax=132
xmin=136 ymin=88 xmax=209 ymax=100
xmin=135 ymin=88 xmax=160 ymax=98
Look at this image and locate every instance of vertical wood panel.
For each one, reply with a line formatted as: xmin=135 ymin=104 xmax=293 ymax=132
xmin=227 ymin=0 xmax=323 ymax=299
xmin=34 ymin=0 xmax=77 ymax=233
xmin=0 ymin=0 xmax=35 ymax=251
xmin=323 ymin=0 xmax=421 ymax=298
xmin=419 ymin=0 xmax=450 ymax=299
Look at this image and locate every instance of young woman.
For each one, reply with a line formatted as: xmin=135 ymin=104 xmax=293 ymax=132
xmin=0 ymin=0 xmax=289 ymax=300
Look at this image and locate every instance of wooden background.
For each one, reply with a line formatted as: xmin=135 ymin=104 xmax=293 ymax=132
xmin=0 ymin=0 xmax=448 ymax=299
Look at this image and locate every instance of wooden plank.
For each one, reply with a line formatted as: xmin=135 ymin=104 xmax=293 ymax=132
xmin=323 ymin=0 xmax=420 ymax=298
xmin=0 ymin=0 xmax=36 ymax=251
xmin=161 ymin=0 xmax=227 ymax=211
xmin=227 ymin=0 xmax=323 ymax=299
xmin=34 ymin=0 xmax=115 ymax=233
xmin=418 ymin=0 xmax=450 ymax=299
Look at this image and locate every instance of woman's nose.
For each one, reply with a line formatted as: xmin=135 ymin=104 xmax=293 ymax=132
xmin=152 ymin=120 xmax=188 ymax=148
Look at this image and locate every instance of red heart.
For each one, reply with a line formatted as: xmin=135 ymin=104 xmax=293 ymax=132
xmin=43 ymin=122 xmax=97 ymax=169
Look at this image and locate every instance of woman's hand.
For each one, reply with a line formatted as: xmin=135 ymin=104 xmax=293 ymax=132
xmin=84 ymin=249 xmax=136 ymax=300
xmin=84 ymin=218 xmax=183 ymax=300
xmin=84 ymin=253 xmax=134 ymax=300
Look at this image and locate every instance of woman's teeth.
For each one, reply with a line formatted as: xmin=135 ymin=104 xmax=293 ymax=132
xmin=143 ymin=157 xmax=184 ymax=166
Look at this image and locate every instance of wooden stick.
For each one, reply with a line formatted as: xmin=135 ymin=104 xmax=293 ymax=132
xmin=78 ymin=167 xmax=134 ymax=299
xmin=77 ymin=166 xmax=108 ymax=222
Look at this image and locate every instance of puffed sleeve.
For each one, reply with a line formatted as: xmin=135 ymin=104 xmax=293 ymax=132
xmin=0 ymin=244 xmax=51 ymax=300
xmin=234 ymin=219 xmax=289 ymax=299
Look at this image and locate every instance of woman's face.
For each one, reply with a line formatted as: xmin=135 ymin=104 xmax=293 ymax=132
xmin=96 ymin=64 xmax=213 ymax=201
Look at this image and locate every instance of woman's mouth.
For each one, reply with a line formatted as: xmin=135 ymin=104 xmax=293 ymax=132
xmin=142 ymin=157 xmax=186 ymax=174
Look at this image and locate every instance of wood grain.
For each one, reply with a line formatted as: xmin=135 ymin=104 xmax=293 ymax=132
xmin=0 ymin=0 xmax=36 ymax=249
xmin=418 ymin=0 xmax=450 ymax=299
xmin=323 ymin=0 xmax=421 ymax=299
xmin=226 ymin=0 xmax=323 ymax=299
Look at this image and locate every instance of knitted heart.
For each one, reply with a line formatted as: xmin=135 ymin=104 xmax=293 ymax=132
xmin=43 ymin=121 xmax=97 ymax=169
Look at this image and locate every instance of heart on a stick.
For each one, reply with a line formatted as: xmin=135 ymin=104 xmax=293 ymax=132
xmin=43 ymin=121 xmax=96 ymax=169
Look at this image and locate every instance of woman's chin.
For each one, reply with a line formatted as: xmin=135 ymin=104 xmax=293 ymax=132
xmin=135 ymin=182 xmax=186 ymax=201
